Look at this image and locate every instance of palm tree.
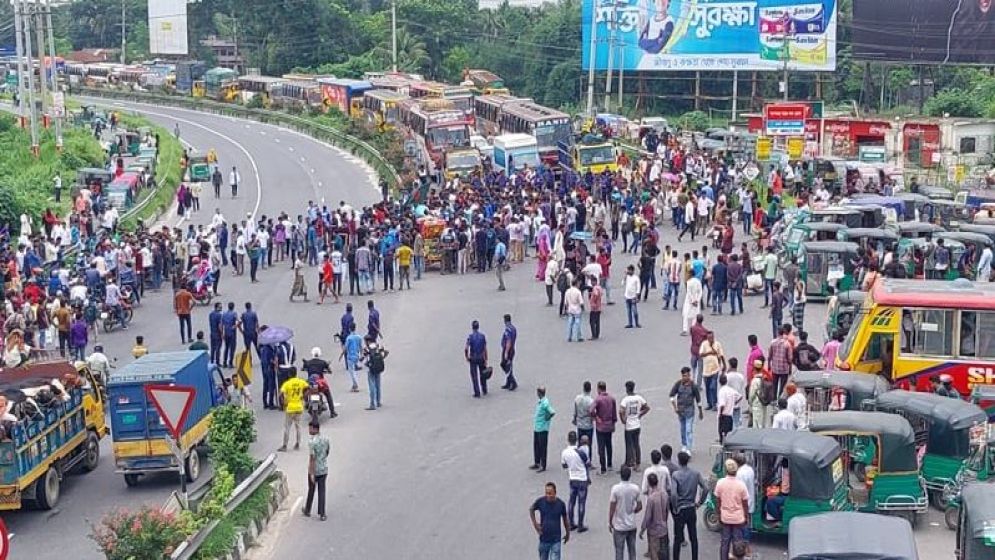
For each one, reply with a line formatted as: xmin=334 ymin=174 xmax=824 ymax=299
xmin=481 ymin=7 xmax=505 ymax=39
xmin=371 ymin=27 xmax=429 ymax=72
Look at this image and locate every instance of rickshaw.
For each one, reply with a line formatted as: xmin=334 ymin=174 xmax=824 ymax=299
xmin=867 ymin=389 xmax=988 ymax=507
xmin=807 ymin=411 xmax=928 ymax=522
xmin=955 ymin=483 xmax=995 ymax=560
xmin=896 ymin=221 xmax=945 ymax=239
xmin=936 ymin=231 xmax=994 ymax=279
xmin=781 ymin=222 xmax=847 ymax=264
xmin=789 ymin=512 xmax=918 ymax=560
xmin=928 ymin=199 xmax=972 ymax=228
xmin=958 ymin=224 xmax=995 ymax=247
xmin=921 ymin=185 xmax=955 ymax=200
xmin=76 ymin=168 xmax=114 ymax=190
xmin=844 ymin=196 xmax=906 ymax=222
xmin=702 ymin=429 xmax=849 ymax=535
xmin=944 ymin=430 xmax=995 ymax=529
xmin=794 ymin=370 xmax=890 ymax=413
xmin=843 ymin=204 xmax=887 ymax=228
xmin=115 ymin=130 xmax=141 ymax=157
xmin=187 ymin=152 xmax=212 ymax=183
xmin=972 ymin=384 xmax=995 ymax=421
xmin=799 ymin=241 xmax=859 ymax=300
xmin=827 ymin=290 xmax=867 ymax=341
xmin=895 ymin=192 xmax=932 ymax=222
xmin=810 ymin=207 xmax=864 ymax=228
xmin=837 ymin=228 xmax=900 ymax=256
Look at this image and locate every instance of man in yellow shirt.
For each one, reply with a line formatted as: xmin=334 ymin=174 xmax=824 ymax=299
xmin=131 ymin=336 xmax=149 ymax=359
xmin=279 ymin=374 xmax=310 ymax=451
xmin=396 ymin=242 xmax=414 ymax=291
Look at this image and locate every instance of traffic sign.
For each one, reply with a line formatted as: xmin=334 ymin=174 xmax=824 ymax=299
xmin=145 ymin=384 xmax=196 ymax=441
xmin=764 ymin=103 xmax=808 ymax=136
xmin=0 ymin=516 xmax=9 ymax=560
xmin=787 ymin=137 xmax=805 ymax=160
xmin=756 ymin=138 xmax=773 ymax=161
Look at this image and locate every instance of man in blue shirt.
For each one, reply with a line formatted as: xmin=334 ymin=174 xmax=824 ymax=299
xmin=339 ymin=303 xmax=355 ymax=346
xmin=366 ymin=300 xmax=381 ymax=341
xmin=208 ymin=302 xmax=223 ymax=366
xmin=500 ymin=314 xmax=518 ymax=391
xmin=221 ymin=302 xmax=238 ymax=368
xmin=464 ymin=320 xmax=488 ymax=398
xmin=239 ymin=302 xmax=260 ymax=358
xmin=494 ymin=239 xmax=508 ymax=291
xmin=340 ymin=324 xmax=363 ymax=392
xmin=259 ymin=341 xmax=277 ymax=409
xmin=529 ymin=482 xmax=569 ymax=560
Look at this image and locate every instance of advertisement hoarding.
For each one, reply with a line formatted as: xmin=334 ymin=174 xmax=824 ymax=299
xmin=581 ymin=0 xmax=838 ymax=72
xmin=148 ymin=0 xmax=189 ymax=55
xmin=764 ymin=103 xmax=807 ymax=136
xmin=852 ymin=0 xmax=995 ymax=64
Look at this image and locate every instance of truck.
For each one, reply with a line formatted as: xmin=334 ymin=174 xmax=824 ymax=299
xmin=492 ymin=133 xmax=539 ymax=174
xmin=558 ymin=135 xmax=618 ymax=175
xmin=108 ymin=351 xmax=223 ymax=487
xmin=444 ymin=148 xmax=482 ymax=180
xmin=0 ymin=361 xmax=108 ymax=510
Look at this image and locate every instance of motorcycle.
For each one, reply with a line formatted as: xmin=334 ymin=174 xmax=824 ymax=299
xmin=185 ymin=273 xmax=214 ymax=306
xmin=101 ymin=302 xmax=134 ymax=332
xmin=307 ymin=375 xmax=331 ymax=423
xmin=120 ymin=284 xmax=140 ymax=307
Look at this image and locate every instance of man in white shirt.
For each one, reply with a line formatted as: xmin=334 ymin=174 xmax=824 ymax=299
xmin=623 ymin=265 xmax=642 ymax=328
xmin=771 ymin=398 xmax=798 ymax=430
xmin=641 ymin=449 xmax=671 ymax=497
xmin=785 ymin=382 xmax=807 ymax=428
xmin=229 ymin=167 xmax=240 ymax=198
xmin=620 ymin=380 xmax=650 ymax=469
xmin=609 ymin=466 xmax=643 ymax=558
xmin=734 ymin=453 xmax=756 ymax=519
xmin=211 ymin=209 xmax=226 ymax=229
xmin=724 ymin=357 xmax=747 ymax=428
xmin=235 ymin=232 xmax=247 ymax=275
xmin=257 ymin=227 xmax=270 ymax=270
xmin=717 ymin=374 xmax=740 ymax=443
xmin=561 ymin=431 xmax=591 ymax=532
xmin=564 ymin=280 xmax=585 ymax=342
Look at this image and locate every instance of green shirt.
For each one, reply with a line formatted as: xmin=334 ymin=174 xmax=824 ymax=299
xmin=534 ymin=397 xmax=555 ymax=433
xmin=309 ymin=434 xmax=330 ymax=476
xmin=188 ymin=341 xmax=209 ymax=351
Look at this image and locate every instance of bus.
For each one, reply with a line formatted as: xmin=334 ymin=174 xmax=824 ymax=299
xmin=318 ymin=77 xmax=372 ymax=118
xmin=271 ymin=80 xmax=324 ymax=112
xmin=237 ymin=75 xmax=285 ymax=106
xmin=409 ymin=80 xmax=474 ymax=113
xmin=399 ymin=98 xmax=472 ymax=173
xmin=367 ymin=74 xmax=419 ymax=96
xmin=839 ymin=278 xmax=995 ymax=396
xmin=462 ymin=69 xmax=509 ymax=95
xmin=493 ymin=133 xmax=539 ymax=173
xmin=362 ymin=89 xmax=409 ymax=131
xmin=498 ymin=101 xmax=573 ymax=165
xmin=473 ymin=94 xmax=526 ymax=137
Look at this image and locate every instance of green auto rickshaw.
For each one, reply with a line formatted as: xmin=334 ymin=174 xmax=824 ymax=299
xmin=187 ymin=152 xmax=211 ymax=183
xmin=810 ymin=207 xmax=864 ymax=228
xmin=782 ymin=222 xmax=848 ymax=264
xmin=703 ymin=429 xmax=849 ymax=535
xmin=958 ymin=224 xmax=995 ymax=247
xmin=826 ymin=290 xmax=867 ymax=341
xmin=808 ymin=411 xmax=928 ymax=523
xmin=794 ymin=370 xmax=890 ymax=412
xmin=928 ymin=199 xmax=972 ymax=228
xmin=944 ymin=430 xmax=995 ymax=529
xmin=956 ymin=483 xmax=995 ymax=560
xmin=800 ymin=241 xmax=859 ymax=300
xmin=896 ymin=193 xmax=932 ymax=222
xmin=868 ymin=389 xmax=988 ymax=507
xmin=936 ymin=231 xmax=994 ymax=279
xmin=897 ymin=221 xmax=946 ymax=240
xmin=789 ymin=511 xmax=918 ymax=560
xmin=838 ymin=228 xmax=901 ymax=256
xmin=117 ymin=130 xmax=141 ymax=157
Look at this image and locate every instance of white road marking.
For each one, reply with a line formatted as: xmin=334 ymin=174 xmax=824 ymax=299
xmin=288 ymin=146 xmax=294 ymax=152
xmin=275 ymin=138 xmax=281 ymax=143
xmin=259 ymin=130 xmax=266 ymax=136
xmin=300 ymin=156 xmax=305 ymax=162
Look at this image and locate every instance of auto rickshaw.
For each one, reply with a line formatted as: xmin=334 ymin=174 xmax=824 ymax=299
xmin=944 ymin=430 xmax=995 ymax=529
xmin=826 ymin=290 xmax=867 ymax=341
xmin=972 ymin=385 xmax=995 ymax=422
xmin=844 ymin=196 xmax=907 ymax=222
xmin=794 ymin=370 xmax=890 ymax=413
xmin=955 ymin=483 xmax=995 ymax=560
xmin=187 ymin=152 xmax=211 ymax=183
xmin=115 ymin=130 xmax=141 ymax=157
xmin=807 ymin=411 xmax=928 ymax=522
xmin=936 ymin=231 xmax=994 ymax=279
xmin=703 ymin=429 xmax=848 ymax=535
xmin=76 ymin=167 xmax=113 ymax=190
xmin=789 ymin=512 xmax=918 ymax=560
xmin=895 ymin=192 xmax=932 ymax=222
xmin=810 ymin=207 xmax=864 ymax=228
xmin=896 ymin=221 xmax=945 ymax=240
xmin=800 ymin=241 xmax=859 ymax=300
xmin=928 ymin=199 xmax=972 ymax=228
xmin=837 ymin=228 xmax=900 ymax=256
xmin=959 ymin=224 xmax=995 ymax=246
xmin=867 ymin=390 xmax=988 ymax=507
xmin=781 ymin=222 xmax=847 ymax=263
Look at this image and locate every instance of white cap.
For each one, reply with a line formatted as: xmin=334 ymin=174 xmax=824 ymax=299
xmin=311 ymin=347 xmax=321 ymax=358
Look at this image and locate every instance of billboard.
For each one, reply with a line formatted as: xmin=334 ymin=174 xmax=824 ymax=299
xmin=581 ymin=0 xmax=838 ymax=72
xmin=148 ymin=0 xmax=189 ymax=55
xmin=852 ymin=0 xmax=995 ymax=64
xmin=764 ymin=103 xmax=807 ymax=135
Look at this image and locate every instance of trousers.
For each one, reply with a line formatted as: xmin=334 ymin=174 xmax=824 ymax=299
xmin=533 ymin=431 xmax=549 ymax=469
xmin=672 ymin=508 xmax=699 ymax=560
xmin=624 ymin=428 xmax=642 ymax=466
xmin=305 ymin=473 xmax=327 ymax=517
xmin=596 ymin=429 xmax=614 ymax=472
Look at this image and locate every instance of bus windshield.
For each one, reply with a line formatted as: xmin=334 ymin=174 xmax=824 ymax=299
xmin=428 ymin=126 xmax=469 ymax=148
xmin=578 ymin=145 xmax=615 ymax=166
xmin=447 ymin=152 xmax=480 ymax=169
xmin=510 ymin=150 xmax=540 ymax=170
xmin=384 ymin=106 xmax=399 ymax=123
xmin=535 ymin=123 xmax=573 ymax=150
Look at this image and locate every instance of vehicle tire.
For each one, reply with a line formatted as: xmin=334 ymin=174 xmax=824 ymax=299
xmin=703 ymin=506 xmax=722 ymax=532
xmin=945 ymin=505 xmax=960 ymax=530
xmin=123 ymin=473 xmax=141 ymax=487
xmin=77 ymin=431 xmax=100 ymax=473
xmin=35 ymin=467 xmax=60 ymax=510
xmin=897 ymin=510 xmax=918 ymax=529
xmin=202 ymin=292 xmax=213 ymax=306
xmin=185 ymin=450 xmax=200 ymax=483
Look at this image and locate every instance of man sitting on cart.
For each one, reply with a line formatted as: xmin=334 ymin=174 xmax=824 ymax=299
xmin=764 ymin=458 xmax=790 ymax=526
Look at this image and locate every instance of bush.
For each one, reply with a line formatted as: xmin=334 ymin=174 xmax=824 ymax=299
xmin=90 ymin=507 xmax=190 ymax=560
xmin=925 ymin=88 xmax=983 ymax=118
xmin=677 ymin=110 xmax=711 ymax=131
xmin=208 ymin=405 xmax=256 ymax=479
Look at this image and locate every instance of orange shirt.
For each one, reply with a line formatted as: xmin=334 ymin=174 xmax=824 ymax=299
xmin=174 ymin=290 xmax=194 ymax=315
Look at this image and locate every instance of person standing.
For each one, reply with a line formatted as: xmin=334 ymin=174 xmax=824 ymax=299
xmin=670 ymin=451 xmax=707 ymax=560
xmin=239 ymin=302 xmax=260 ymax=358
xmin=768 ymin=323 xmax=794 ymax=397
xmin=573 ymin=381 xmax=595 ymax=450
xmin=761 ymin=247 xmax=778 ymax=308
xmin=726 ymin=254 xmax=745 ymax=315
xmin=589 ymin=278 xmax=604 ymax=340
xmin=725 ymin=358 xmax=746 ymax=429
xmin=341 ymin=324 xmax=363 ymax=392
xmin=221 ymin=302 xmax=238 ymax=368
xmin=590 ymin=381 xmax=618 ymax=474
xmin=302 ymin=421 xmax=330 ymax=521
xmin=464 ymin=320 xmax=488 ymax=398
xmin=682 ymin=276 xmax=703 ymax=336
xmin=623 ymin=265 xmax=642 ymax=329
xmin=363 ymin=336 xmax=388 ymax=410
xmin=688 ymin=315 xmax=709 ymax=388
xmin=396 ymin=240 xmax=413 ymax=290
xmin=367 ymin=300 xmax=382 ymax=341
xmin=500 ymin=314 xmax=518 ymax=391
xmin=531 ymin=387 xmax=556 ymax=472
xmin=529 ymin=483 xmax=570 ymax=560
xmin=565 ymin=279 xmax=584 ymax=342
xmin=716 ymin=374 xmax=740 ymax=443
xmin=714 ymin=459 xmax=750 ymax=560
xmin=663 ymin=250 xmax=681 ymax=311
xmin=53 ymin=300 xmax=71 ymax=358
xmin=639 ymin=472 xmax=670 ymax=560
xmin=619 ymin=380 xmax=650 ymax=469
xmin=229 ymin=166 xmax=240 ymax=198
xmin=699 ymin=331 xmax=726 ymax=410
xmin=174 ymin=285 xmax=194 ymax=344
xmin=278 ymin=372 xmax=309 ymax=452
xmin=495 ymin=236 xmax=508 ymax=291
xmin=768 ymin=281 xmax=786 ymax=339
xmin=561 ymin=431 xmax=591 ymax=533
xmin=669 ymin=368 xmax=703 ymax=456
xmin=609 ymin=466 xmax=642 ymax=560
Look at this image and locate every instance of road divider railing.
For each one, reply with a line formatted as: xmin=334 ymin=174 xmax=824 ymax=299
xmin=76 ymin=87 xmax=402 ymax=191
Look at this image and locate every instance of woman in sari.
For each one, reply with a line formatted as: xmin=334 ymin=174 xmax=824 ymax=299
xmin=535 ymin=224 xmax=551 ymax=281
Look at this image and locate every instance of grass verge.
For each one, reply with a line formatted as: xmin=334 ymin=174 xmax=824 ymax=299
xmin=193 ymin=479 xmax=275 ymax=560
xmin=116 ymin=113 xmax=183 ymax=230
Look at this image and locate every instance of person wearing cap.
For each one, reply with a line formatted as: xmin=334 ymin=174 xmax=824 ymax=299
xmin=302 ymin=347 xmax=336 ymax=418
xmin=464 ymin=320 xmax=488 ymax=398
xmin=937 ymin=374 xmax=962 ymax=399
xmin=714 ymin=458 xmax=749 ymax=560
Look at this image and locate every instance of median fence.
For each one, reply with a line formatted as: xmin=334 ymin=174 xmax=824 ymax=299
xmin=77 ymin=87 xmax=402 ymax=192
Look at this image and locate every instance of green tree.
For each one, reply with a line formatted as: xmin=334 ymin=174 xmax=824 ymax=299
xmin=924 ymin=88 xmax=983 ymax=118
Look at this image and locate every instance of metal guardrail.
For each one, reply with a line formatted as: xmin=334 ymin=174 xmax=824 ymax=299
xmin=77 ymin=87 xmax=403 ymax=190
xmin=169 ymin=453 xmax=278 ymax=560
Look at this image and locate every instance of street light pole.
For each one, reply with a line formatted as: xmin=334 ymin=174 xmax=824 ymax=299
xmin=12 ymin=0 xmax=28 ymax=128
xmin=21 ymin=0 xmax=39 ymax=155
xmin=391 ymin=0 xmax=398 ymax=73
xmin=33 ymin=0 xmax=48 ymax=128
xmin=45 ymin=0 xmax=62 ymax=148
xmin=120 ymin=0 xmax=126 ymax=64
xmin=585 ymin=0 xmax=598 ymax=117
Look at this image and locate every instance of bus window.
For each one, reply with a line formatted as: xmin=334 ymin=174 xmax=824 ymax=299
xmin=975 ymin=312 xmax=995 ymax=358
xmin=961 ymin=312 xmax=978 ymax=357
xmin=900 ymin=309 xmax=954 ymax=357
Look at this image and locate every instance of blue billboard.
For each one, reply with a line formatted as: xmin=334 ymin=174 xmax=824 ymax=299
xmin=581 ymin=0 xmax=838 ymax=72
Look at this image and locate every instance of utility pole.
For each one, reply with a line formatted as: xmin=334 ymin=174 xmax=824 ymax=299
xmin=32 ymin=0 xmax=48 ymax=128
xmin=585 ymin=0 xmax=598 ymax=117
xmin=781 ymin=23 xmax=792 ymax=101
xmin=44 ymin=0 xmax=62 ymax=148
xmin=616 ymin=37 xmax=623 ymax=110
xmin=120 ymin=0 xmax=126 ymax=64
xmin=731 ymin=70 xmax=739 ymax=122
xmin=391 ymin=0 xmax=398 ymax=72
xmin=12 ymin=0 xmax=28 ymax=129
xmin=232 ymin=15 xmax=239 ymax=73
xmin=603 ymin=1 xmax=615 ymax=113
xmin=21 ymin=0 xmax=39 ymax=155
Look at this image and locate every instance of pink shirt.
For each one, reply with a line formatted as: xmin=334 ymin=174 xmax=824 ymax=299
xmin=714 ymin=476 xmax=749 ymax=525
xmin=589 ymin=285 xmax=604 ymax=313
xmin=822 ymin=340 xmax=842 ymax=370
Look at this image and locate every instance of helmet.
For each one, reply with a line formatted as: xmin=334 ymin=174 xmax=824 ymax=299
xmin=940 ymin=374 xmax=954 ymax=384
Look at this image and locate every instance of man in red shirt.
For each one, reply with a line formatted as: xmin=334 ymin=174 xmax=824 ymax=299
xmin=588 ymin=381 xmax=617 ymax=474
xmin=688 ymin=314 xmax=709 ymax=386
xmin=318 ymin=255 xmax=336 ymax=304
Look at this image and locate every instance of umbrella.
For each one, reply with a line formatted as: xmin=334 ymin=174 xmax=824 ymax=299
xmin=569 ymin=231 xmax=592 ymax=241
xmin=661 ymin=172 xmax=680 ymax=183
xmin=259 ymin=325 xmax=294 ymax=346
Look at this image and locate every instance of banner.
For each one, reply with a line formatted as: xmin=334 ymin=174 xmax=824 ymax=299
xmin=582 ymin=0 xmax=838 ymax=71
xmin=852 ymin=0 xmax=995 ymax=64
xmin=764 ymin=103 xmax=807 ymax=136
xmin=148 ymin=0 xmax=189 ymax=55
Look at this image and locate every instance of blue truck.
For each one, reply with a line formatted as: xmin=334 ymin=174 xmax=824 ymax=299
xmin=108 ymin=351 xmax=223 ymax=487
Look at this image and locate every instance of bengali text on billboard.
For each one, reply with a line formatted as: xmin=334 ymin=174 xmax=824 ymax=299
xmin=148 ymin=0 xmax=189 ymax=56
xmin=581 ymin=0 xmax=838 ymax=72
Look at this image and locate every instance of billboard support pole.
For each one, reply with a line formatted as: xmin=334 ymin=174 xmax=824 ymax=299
xmin=781 ymin=29 xmax=791 ymax=101
xmin=33 ymin=0 xmax=48 ymax=129
xmin=45 ymin=0 xmax=62 ymax=149
xmin=617 ymin=41 xmax=623 ymax=111
xmin=21 ymin=0 xmax=39 ymax=157
xmin=585 ymin=0 xmax=598 ymax=117
xmin=731 ymin=70 xmax=739 ymax=122
xmin=12 ymin=0 xmax=27 ymax=129
xmin=120 ymin=0 xmax=125 ymax=64
xmin=603 ymin=2 xmax=615 ymax=113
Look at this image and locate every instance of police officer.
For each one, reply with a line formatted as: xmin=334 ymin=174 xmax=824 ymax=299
xmin=221 ymin=302 xmax=238 ymax=368
xmin=239 ymin=302 xmax=260 ymax=358
xmin=500 ymin=314 xmax=518 ymax=391
xmin=464 ymin=320 xmax=488 ymax=398
xmin=209 ymin=302 xmax=224 ymax=366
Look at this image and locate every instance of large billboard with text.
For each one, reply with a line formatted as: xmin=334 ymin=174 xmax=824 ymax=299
xmin=581 ymin=0 xmax=837 ymax=72
xmin=852 ymin=0 xmax=995 ymax=64
xmin=148 ymin=0 xmax=189 ymax=55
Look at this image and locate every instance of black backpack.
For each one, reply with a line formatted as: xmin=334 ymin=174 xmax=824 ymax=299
xmin=368 ymin=348 xmax=385 ymax=374
xmin=557 ymin=271 xmax=569 ymax=292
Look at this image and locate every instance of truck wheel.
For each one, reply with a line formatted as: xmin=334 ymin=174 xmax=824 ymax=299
xmin=185 ymin=450 xmax=201 ymax=483
xmin=35 ymin=467 xmax=60 ymax=510
xmin=124 ymin=473 xmax=141 ymax=487
xmin=81 ymin=432 xmax=100 ymax=472
xmin=703 ymin=506 xmax=722 ymax=532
